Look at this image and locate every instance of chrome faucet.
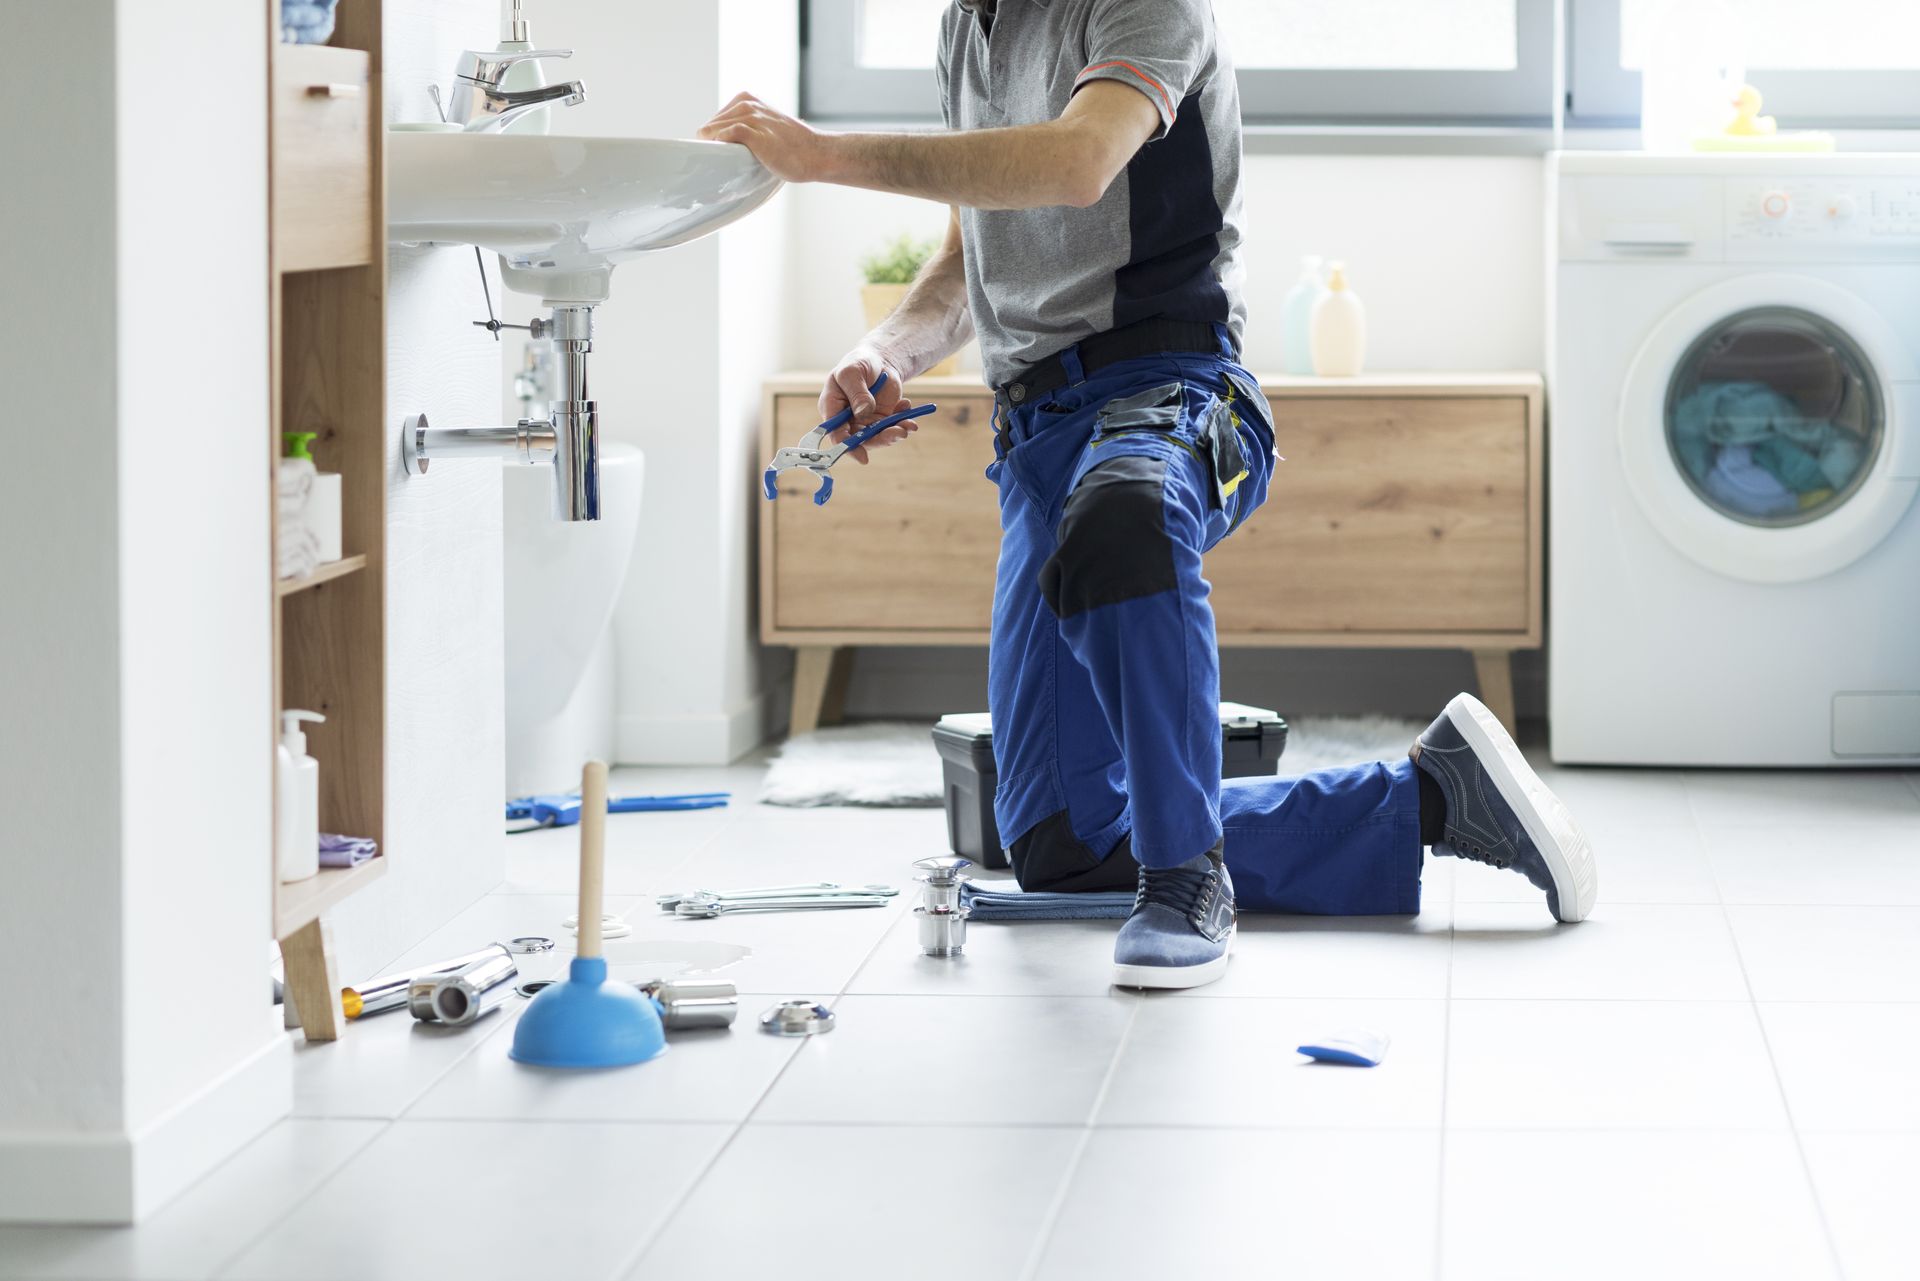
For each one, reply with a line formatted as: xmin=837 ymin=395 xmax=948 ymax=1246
xmin=446 ymin=49 xmax=585 ymax=133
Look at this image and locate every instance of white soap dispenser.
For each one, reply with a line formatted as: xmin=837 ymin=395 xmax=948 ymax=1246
xmin=276 ymin=710 xmax=325 ymax=884
xmin=1310 ymin=261 xmax=1368 ymax=378
xmin=497 ymin=0 xmax=552 ymax=135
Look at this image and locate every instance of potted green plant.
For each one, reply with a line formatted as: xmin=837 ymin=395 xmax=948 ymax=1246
xmin=859 ymin=233 xmax=956 ymax=376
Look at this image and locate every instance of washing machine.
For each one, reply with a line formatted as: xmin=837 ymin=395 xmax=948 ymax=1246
xmin=1547 ymin=153 xmax=1920 ymax=765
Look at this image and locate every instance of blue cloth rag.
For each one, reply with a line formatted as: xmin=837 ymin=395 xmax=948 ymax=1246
xmin=959 ymin=880 xmax=1133 ymax=921
xmin=280 ymin=0 xmax=338 ymax=43
xmin=318 ymin=833 xmax=377 ymax=869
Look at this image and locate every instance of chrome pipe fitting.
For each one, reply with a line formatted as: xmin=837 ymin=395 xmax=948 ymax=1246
xmin=913 ymin=855 xmax=973 ymax=957
xmin=399 ymin=303 xmax=601 ymax=521
xmin=638 ymin=977 xmax=738 ymax=1030
xmin=409 ymin=951 xmax=520 ymax=1026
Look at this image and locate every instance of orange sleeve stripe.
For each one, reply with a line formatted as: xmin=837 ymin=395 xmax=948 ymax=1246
xmin=1078 ymin=59 xmax=1175 ymax=120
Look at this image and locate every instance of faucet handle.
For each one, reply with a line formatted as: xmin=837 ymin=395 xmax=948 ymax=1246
xmin=456 ymin=47 xmax=575 ymax=86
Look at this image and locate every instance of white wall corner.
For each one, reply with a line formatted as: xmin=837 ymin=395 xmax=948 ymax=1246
xmin=617 ymin=691 xmax=770 ymax=765
xmin=0 ymin=1032 xmax=289 ymax=1226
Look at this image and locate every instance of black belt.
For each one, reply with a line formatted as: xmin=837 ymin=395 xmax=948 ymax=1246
xmin=995 ymin=318 xmax=1233 ymax=408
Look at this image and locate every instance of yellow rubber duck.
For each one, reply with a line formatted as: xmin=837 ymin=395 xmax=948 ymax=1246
xmin=1727 ymin=84 xmax=1777 ymax=136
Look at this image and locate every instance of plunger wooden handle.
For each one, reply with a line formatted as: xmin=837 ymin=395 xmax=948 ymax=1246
xmin=576 ymin=760 xmax=609 ymax=960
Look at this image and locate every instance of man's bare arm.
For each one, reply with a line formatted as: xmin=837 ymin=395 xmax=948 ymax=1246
xmin=815 ymin=207 xmax=973 ymax=462
xmin=698 ymin=81 xmax=1160 ymax=210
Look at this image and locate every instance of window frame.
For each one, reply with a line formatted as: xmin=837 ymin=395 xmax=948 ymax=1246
xmin=1568 ymin=0 xmax=1920 ymax=128
xmin=801 ymin=0 xmax=1920 ymax=139
xmin=800 ymin=0 xmax=1557 ymax=127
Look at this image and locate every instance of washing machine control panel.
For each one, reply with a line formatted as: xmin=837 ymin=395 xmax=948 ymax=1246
xmin=1729 ymin=179 xmax=1920 ymax=245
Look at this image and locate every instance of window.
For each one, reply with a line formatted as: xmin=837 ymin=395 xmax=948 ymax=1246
xmin=1570 ymin=0 xmax=1920 ymax=126
xmin=801 ymin=0 xmax=1555 ymax=125
xmin=802 ymin=0 xmax=1920 ymax=132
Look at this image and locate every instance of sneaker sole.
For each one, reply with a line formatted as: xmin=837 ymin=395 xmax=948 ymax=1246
xmin=1442 ymin=693 xmax=1599 ymax=924
xmin=1112 ymin=927 xmax=1235 ymax=990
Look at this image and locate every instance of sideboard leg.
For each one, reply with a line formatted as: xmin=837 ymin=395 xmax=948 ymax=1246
xmin=281 ymin=918 xmax=341 ymax=1043
xmin=1470 ymin=648 xmax=1519 ymax=734
xmin=789 ymin=646 xmax=840 ymax=738
xmin=819 ymin=647 xmax=856 ymax=727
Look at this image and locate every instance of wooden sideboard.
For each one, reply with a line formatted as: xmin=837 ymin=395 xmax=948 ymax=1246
xmin=760 ymin=371 xmax=1543 ymax=736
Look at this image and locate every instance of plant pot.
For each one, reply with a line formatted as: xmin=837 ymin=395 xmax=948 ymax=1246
xmin=861 ymin=283 xmax=959 ymax=377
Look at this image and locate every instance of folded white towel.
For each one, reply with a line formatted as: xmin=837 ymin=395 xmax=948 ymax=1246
xmin=276 ymin=460 xmax=318 ymax=579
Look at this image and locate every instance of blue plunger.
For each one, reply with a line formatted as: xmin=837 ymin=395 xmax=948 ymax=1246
xmin=511 ymin=760 xmax=666 ymax=1068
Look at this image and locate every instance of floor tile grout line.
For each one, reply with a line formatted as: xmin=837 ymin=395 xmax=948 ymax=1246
xmin=207 ymin=1117 xmax=395 ymax=1279
xmin=1016 ymin=994 xmax=1143 ymax=1281
xmin=1714 ymin=864 xmax=1849 ymax=1280
xmin=603 ymin=1118 xmax=755 ymax=1281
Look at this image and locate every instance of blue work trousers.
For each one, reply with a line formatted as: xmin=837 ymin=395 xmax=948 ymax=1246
xmin=986 ymin=331 xmax=1425 ymax=914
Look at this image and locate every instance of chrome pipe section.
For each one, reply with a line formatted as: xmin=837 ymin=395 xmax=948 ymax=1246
xmin=638 ymin=978 xmax=739 ymax=1030
xmin=401 ymin=415 xmax=557 ymax=475
xmin=545 ymin=304 xmax=599 ymax=522
xmin=344 ymin=943 xmax=510 ymax=1019
xmin=409 ymin=951 xmax=520 ymax=1026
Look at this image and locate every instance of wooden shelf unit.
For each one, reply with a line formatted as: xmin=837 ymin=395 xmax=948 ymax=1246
xmin=268 ymin=2 xmax=387 ymax=1043
xmin=762 ymin=371 xmax=1544 ymax=736
xmin=276 ymin=552 xmax=367 ymax=598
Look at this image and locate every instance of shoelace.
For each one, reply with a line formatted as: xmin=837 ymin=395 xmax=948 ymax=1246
xmin=1136 ymin=861 xmax=1218 ymax=918
xmin=1440 ymin=836 xmax=1511 ymax=871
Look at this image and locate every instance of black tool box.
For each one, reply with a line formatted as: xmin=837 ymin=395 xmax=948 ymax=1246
xmin=929 ymin=703 xmax=1289 ymax=869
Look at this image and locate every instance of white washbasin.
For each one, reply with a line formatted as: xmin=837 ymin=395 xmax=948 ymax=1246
xmin=387 ymin=133 xmax=782 ymax=303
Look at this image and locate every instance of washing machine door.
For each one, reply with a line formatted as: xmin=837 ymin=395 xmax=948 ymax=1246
xmin=1621 ymin=274 xmax=1919 ymax=583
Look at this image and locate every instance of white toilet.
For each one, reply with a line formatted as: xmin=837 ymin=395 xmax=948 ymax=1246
xmin=503 ymin=441 xmax=644 ymax=797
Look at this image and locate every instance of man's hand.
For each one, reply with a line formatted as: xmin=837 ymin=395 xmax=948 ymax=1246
xmin=820 ymin=349 xmax=921 ymax=465
xmin=698 ymin=93 xmax=835 ymax=184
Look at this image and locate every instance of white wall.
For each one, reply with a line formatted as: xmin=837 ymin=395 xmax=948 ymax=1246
xmin=0 ymin=0 xmax=287 ymax=1224
xmin=324 ymin=0 xmax=509 ymax=983
xmin=780 ymin=153 xmax=1549 ymax=722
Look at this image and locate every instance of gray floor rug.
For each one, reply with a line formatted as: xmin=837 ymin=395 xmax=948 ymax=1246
xmin=759 ymin=715 xmax=1425 ymax=808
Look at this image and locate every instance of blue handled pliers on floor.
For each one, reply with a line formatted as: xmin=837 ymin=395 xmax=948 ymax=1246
xmin=505 ymin=791 xmax=731 ymax=833
xmin=762 ymin=372 xmax=937 ymax=505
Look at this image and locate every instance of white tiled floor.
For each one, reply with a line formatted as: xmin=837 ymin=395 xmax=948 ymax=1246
xmin=4 ymin=748 xmax=1917 ymax=1281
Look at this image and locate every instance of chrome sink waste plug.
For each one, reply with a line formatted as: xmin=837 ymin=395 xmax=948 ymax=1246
xmin=913 ymin=855 xmax=972 ymax=958
xmin=401 ymin=303 xmax=602 ymax=521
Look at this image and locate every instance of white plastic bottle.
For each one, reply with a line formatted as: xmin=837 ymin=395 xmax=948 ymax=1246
xmin=276 ymin=710 xmax=325 ymax=883
xmin=1310 ymin=262 xmax=1367 ymax=378
xmin=497 ymin=0 xmax=551 ymax=136
xmin=1280 ymin=255 xmax=1326 ymax=376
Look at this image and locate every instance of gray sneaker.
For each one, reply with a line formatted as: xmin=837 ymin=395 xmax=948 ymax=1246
xmin=1413 ymin=693 xmax=1598 ymax=923
xmin=1112 ymin=845 xmax=1235 ymax=989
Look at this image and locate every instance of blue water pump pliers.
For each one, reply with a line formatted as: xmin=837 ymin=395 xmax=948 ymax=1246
xmin=505 ymin=791 xmax=731 ymax=833
xmin=762 ymin=372 xmax=937 ymax=506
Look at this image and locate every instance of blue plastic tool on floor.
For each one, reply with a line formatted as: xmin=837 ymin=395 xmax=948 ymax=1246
xmin=512 ymin=761 xmax=667 ymax=1069
xmin=506 ymin=791 xmax=729 ymax=833
xmin=762 ymin=372 xmax=938 ymax=505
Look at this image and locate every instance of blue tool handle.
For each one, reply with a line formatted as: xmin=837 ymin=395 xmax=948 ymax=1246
xmin=607 ymin=793 xmax=731 ymax=813
xmin=816 ymin=372 xmax=890 ymax=436
xmin=762 ymin=465 xmax=779 ymax=502
xmin=841 ymin=401 xmax=937 ymax=453
xmin=813 ymin=474 xmax=835 ymax=506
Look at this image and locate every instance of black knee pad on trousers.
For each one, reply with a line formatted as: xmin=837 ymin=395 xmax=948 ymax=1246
xmin=1039 ymin=455 xmax=1176 ymax=619
xmin=1008 ymin=811 xmax=1142 ymax=893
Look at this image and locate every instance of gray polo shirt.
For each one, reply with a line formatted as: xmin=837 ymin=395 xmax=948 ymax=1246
xmin=935 ymin=0 xmax=1246 ymax=388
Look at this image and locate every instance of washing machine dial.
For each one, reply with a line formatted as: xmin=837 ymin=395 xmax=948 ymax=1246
xmin=1828 ymin=193 xmax=1859 ymax=222
xmin=1760 ymin=190 xmax=1792 ymax=220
